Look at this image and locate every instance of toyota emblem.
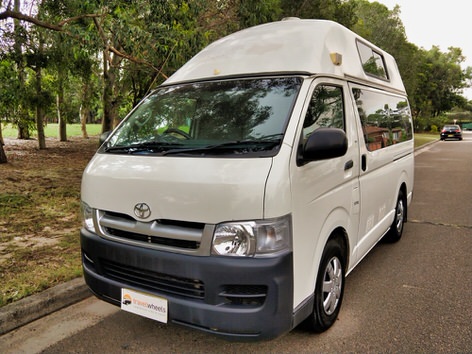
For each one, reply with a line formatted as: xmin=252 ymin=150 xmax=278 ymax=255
xmin=134 ymin=203 xmax=151 ymax=219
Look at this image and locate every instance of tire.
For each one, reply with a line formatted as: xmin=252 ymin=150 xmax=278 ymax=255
xmin=384 ymin=190 xmax=406 ymax=243
xmin=305 ymin=238 xmax=346 ymax=333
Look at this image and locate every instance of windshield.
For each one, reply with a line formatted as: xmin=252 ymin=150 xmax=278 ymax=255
xmin=102 ymin=77 xmax=302 ymax=157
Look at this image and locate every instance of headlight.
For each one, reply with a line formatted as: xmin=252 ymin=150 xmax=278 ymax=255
xmin=81 ymin=201 xmax=96 ymax=233
xmin=212 ymin=215 xmax=292 ymax=257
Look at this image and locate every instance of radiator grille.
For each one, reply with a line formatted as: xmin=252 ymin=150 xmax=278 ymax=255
xmin=103 ymin=227 xmax=200 ymax=249
xmin=101 ymin=259 xmax=205 ymax=299
xmin=96 ymin=210 xmax=206 ymax=252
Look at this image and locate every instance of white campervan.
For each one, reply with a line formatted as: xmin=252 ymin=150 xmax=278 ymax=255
xmin=81 ymin=18 xmax=414 ymax=340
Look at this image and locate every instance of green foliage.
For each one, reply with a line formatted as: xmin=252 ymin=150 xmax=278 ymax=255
xmin=414 ymin=113 xmax=449 ymax=132
xmin=1 ymin=0 xmax=471 ymax=138
xmin=351 ymin=0 xmax=472 ymax=129
xmin=238 ymin=0 xmax=282 ymax=28
xmin=352 ymin=0 xmax=418 ymax=101
xmin=414 ymin=46 xmax=469 ymax=117
xmin=0 ymin=59 xmax=20 ymax=120
xmin=280 ymin=0 xmax=357 ymax=28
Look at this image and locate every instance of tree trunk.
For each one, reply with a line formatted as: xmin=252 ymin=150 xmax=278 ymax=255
xmin=36 ymin=35 xmax=46 ymax=149
xmin=101 ymin=51 xmax=113 ymax=133
xmin=80 ymin=79 xmax=89 ymax=139
xmin=0 ymin=125 xmax=7 ymax=164
xmin=36 ymin=108 xmax=46 ymax=149
xmin=57 ymin=80 xmax=67 ymax=142
xmin=17 ymin=122 xmax=31 ymax=139
xmin=0 ymin=144 xmax=7 ymax=164
xmin=14 ymin=0 xmax=30 ymax=140
xmin=80 ymin=104 xmax=89 ymax=139
xmin=36 ymin=93 xmax=46 ymax=149
xmin=101 ymin=49 xmax=123 ymax=133
xmin=110 ymin=53 xmax=124 ymax=128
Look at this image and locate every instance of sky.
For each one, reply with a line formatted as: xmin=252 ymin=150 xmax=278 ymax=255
xmin=372 ymin=0 xmax=472 ymax=99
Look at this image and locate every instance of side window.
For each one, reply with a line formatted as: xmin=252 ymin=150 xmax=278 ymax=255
xmin=352 ymin=88 xmax=413 ymax=152
xmin=302 ymin=85 xmax=345 ymax=142
xmin=357 ymin=40 xmax=388 ymax=80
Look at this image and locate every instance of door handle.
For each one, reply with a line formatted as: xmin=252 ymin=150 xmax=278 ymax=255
xmin=361 ymin=154 xmax=367 ymax=171
xmin=344 ymin=159 xmax=354 ymax=171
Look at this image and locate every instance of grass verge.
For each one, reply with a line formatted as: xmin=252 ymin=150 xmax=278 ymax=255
xmin=414 ymin=133 xmax=439 ymax=148
xmin=0 ymin=133 xmax=99 ymax=307
xmin=1 ymin=123 xmax=102 ymax=139
xmin=0 ymin=232 xmax=83 ymax=306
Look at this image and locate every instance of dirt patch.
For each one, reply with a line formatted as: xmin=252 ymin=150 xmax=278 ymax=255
xmin=0 ymin=136 xmax=99 ymax=304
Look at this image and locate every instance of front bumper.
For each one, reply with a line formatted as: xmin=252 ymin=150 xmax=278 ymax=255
xmin=80 ymin=228 xmax=294 ymax=340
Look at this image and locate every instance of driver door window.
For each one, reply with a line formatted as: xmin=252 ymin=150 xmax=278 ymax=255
xmin=302 ymin=85 xmax=345 ymax=142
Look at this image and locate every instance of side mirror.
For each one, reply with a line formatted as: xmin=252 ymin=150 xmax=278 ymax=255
xmin=298 ymin=128 xmax=348 ymax=165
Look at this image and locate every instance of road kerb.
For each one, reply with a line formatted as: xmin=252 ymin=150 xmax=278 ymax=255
xmin=0 ymin=277 xmax=91 ymax=335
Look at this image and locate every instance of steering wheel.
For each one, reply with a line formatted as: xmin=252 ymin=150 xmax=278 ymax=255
xmin=163 ymin=128 xmax=191 ymax=140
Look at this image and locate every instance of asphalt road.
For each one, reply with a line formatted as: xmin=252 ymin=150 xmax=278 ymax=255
xmin=2 ymin=132 xmax=471 ymax=353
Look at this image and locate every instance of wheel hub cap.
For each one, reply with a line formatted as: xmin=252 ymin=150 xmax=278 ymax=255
xmin=322 ymin=257 xmax=343 ymax=315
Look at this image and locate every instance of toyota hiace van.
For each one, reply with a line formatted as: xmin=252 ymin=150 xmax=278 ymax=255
xmin=80 ymin=18 xmax=414 ymax=340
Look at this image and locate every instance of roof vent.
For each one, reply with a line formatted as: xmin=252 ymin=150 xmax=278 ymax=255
xmin=281 ymin=17 xmax=301 ymax=21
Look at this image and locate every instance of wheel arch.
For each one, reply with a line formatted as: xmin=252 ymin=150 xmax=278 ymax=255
xmin=328 ymin=227 xmax=349 ymax=272
xmin=301 ymin=225 xmax=349 ymax=332
xmin=313 ymin=219 xmax=350 ymax=289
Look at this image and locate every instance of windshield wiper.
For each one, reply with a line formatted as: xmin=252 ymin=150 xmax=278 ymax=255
xmin=103 ymin=134 xmax=284 ymax=155
xmin=104 ymin=142 xmax=184 ymax=154
xmin=162 ymin=135 xmax=283 ymax=156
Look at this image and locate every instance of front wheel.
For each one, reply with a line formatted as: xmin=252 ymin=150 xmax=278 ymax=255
xmin=384 ymin=190 xmax=406 ymax=243
xmin=305 ymin=238 xmax=346 ymax=333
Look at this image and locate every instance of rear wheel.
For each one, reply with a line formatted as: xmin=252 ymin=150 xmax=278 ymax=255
xmin=305 ymin=238 xmax=346 ymax=332
xmin=384 ymin=190 xmax=406 ymax=243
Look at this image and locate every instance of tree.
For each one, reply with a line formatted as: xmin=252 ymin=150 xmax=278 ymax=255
xmin=414 ymin=47 xmax=470 ymax=122
xmin=0 ymin=139 xmax=6 ymax=163
xmin=1 ymin=1 xmax=151 ymax=134
xmin=12 ymin=0 xmax=33 ymax=140
xmin=73 ymin=54 xmax=99 ymax=139
xmin=1 ymin=0 xmax=291 ymax=139
xmin=2 ymin=1 xmax=56 ymax=148
xmin=236 ymin=0 xmax=282 ymax=28
xmin=351 ymin=0 xmax=472 ymax=129
xmin=29 ymin=28 xmax=48 ymax=149
xmin=352 ymin=1 xmax=419 ymax=98
xmin=3 ymin=0 xmax=469 ymax=144
xmin=0 ymin=58 xmax=20 ymax=163
xmin=280 ymin=0 xmax=358 ymax=28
